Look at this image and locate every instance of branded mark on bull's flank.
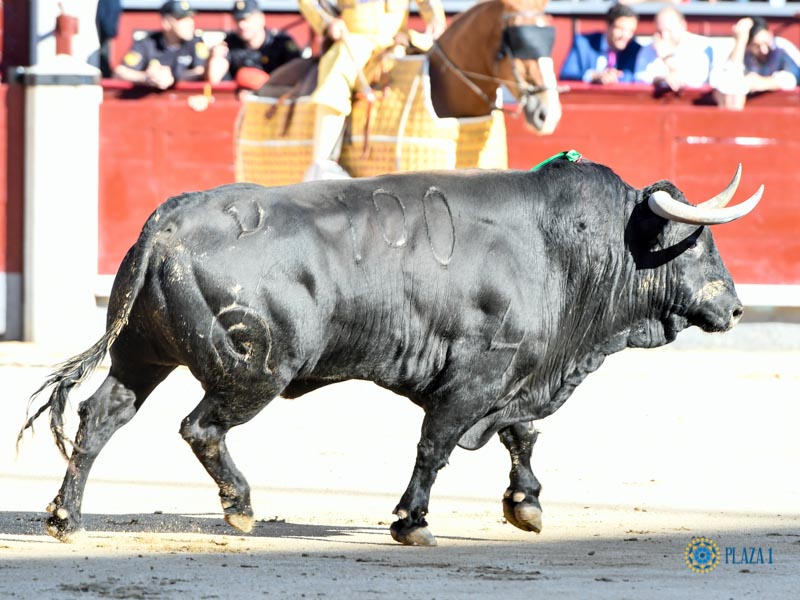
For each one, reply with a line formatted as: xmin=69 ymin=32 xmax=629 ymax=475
xmin=225 ymin=201 xmax=267 ymax=238
xmin=422 ymin=187 xmax=456 ymax=267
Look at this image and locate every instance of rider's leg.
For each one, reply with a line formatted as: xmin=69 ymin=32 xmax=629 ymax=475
xmin=305 ymin=36 xmax=375 ymax=181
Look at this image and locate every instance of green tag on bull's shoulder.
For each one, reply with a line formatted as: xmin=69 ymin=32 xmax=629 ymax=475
xmin=530 ymin=149 xmax=582 ymax=171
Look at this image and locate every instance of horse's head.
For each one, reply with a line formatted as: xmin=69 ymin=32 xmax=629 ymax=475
xmin=429 ymin=0 xmax=561 ymax=135
xmin=496 ymin=2 xmax=562 ymax=135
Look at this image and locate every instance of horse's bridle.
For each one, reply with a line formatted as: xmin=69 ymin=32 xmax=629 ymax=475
xmin=430 ymin=11 xmax=559 ymax=113
xmin=430 ymin=42 xmax=500 ymax=112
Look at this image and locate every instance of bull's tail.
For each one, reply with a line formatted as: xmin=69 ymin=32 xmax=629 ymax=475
xmin=17 ymin=200 xmax=168 ymax=461
xmin=17 ymin=319 xmax=126 ymax=460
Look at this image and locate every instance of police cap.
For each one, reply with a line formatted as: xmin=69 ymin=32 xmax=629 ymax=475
xmin=233 ymin=0 xmax=261 ymax=21
xmin=160 ymin=0 xmax=195 ymax=19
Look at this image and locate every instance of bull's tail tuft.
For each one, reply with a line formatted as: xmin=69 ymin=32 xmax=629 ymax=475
xmin=17 ymin=317 xmax=126 ymax=461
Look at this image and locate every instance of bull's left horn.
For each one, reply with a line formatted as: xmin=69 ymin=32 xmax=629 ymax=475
xmin=697 ymin=163 xmax=741 ymax=209
xmin=647 ymin=185 xmax=764 ymax=226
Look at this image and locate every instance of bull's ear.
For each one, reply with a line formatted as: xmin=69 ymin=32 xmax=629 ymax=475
xmin=641 ymin=180 xmax=687 ymax=208
xmin=637 ymin=181 xmax=689 ymax=243
xmin=628 ymin=203 xmax=666 ymax=251
xmin=628 ymin=183 xmax=699 ymax=268
xmin=627 ymin=182 xmax=674 ymax=247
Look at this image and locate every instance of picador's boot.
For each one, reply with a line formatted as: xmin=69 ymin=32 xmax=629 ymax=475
xmin=304 ymin=104 xmax=350 ymax=181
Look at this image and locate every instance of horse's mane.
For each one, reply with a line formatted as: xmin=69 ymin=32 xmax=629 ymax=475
xmin=436 ymin=0 xmax=505 ymax=48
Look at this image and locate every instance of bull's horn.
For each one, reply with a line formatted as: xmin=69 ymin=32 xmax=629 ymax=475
xmin=697 ymin=163 xmax=741 ymax=209
xmin=647 ymin=185 xmax=764 ymax=225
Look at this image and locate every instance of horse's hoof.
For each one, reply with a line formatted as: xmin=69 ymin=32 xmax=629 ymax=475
xmin=45 ymin=513 xmax=85 ymax=543
xmin=390 ymin=520 xmax=437 ymax=546
xmin=502 ymin=497 xmax=543 ymax=534
xmin=225 ymin=512 xmax=255 ymax=533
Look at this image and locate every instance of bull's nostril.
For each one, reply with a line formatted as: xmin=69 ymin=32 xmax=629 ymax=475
xmin=732 ymin=306 xmax=744 ymax=320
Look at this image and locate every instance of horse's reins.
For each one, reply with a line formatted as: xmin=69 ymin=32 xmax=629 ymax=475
xmin=430 ymin=42 xmax=558 ymax=113
xmin=430 ymin=42 xmax=500 ymax=112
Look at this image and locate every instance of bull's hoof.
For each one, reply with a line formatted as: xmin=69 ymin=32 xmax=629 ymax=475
xmin=45 ymin=506 xmax=85 ymax=543
xmin=224 ymin=512 xmax=255 ymax=533
xmin=389 ymin=520 xmax=437 ymax=546
xmin=502 ymin=492 xmax=543 ymax=533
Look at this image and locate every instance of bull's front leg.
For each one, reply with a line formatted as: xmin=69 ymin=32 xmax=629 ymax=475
xmin=391 ymin=413 xmax=469 ymax=547
xmin=498 ymin=421 xmax=543 ymax=533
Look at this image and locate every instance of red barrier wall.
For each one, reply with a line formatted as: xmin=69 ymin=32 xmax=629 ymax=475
xmin=98 ymin=81 xmax=799 ymax=286
xmin=6 ymin=8 xmax=800 ymax=285
xmin=99 ymin=82 xmax=242 ymax=274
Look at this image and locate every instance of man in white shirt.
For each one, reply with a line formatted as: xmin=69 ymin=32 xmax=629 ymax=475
xmin=634 ymin=6 xmax=711 ymax=91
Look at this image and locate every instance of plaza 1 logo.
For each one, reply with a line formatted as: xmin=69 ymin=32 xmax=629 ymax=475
xmin=684 ymin=537 xmax=776 ymax=573
xmin=684 ymin=537 xmax=722 ymax=573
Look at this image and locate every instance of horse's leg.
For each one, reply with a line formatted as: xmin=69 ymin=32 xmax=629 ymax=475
xmin=498 ymin=421 xmax=543 ymax=533
xmin=46 ymin=365 xmax=174 ymax=541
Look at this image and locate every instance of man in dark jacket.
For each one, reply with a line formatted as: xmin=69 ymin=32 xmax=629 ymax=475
xmin=114 ymin=0 xmax=208 ymax=89
xmin=560 ymin=3 xmax=641 ymax=84
xmin=96 ymin=0 xmax=122 ymax=77
xmin=207 ymin=0 xmax=301 ymax=87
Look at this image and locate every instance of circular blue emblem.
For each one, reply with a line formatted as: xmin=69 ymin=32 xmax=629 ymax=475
xmin=684 ymin=537 xmax=721 ymax=574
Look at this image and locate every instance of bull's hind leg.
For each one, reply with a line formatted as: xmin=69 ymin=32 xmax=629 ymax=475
xmin=47 ymin=366 xmax=173 ymax=542
xmin=499 ymin=421 xmax=543 ymax=533
xmin=179 ymin=387 xmax=278 ymax=534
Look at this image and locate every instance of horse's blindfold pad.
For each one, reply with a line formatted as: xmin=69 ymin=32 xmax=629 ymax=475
xmin=503 ymin=25 xmax=556 ymax=60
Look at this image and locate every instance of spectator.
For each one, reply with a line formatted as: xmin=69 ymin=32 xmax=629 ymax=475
xmin=114 ymin=0 xmax=208 ymax=90
xmin=207 ymin=0 xmax=302 ymax=88
xmin=711 ymin=17 xmax=800 ymax=110
xmin=634 ymin=6 xmax=711 ymax=92
xmin=96 ymin=0 xmax=122 ymax=77
xmin=298 ymin=0 xmax=446 ymax=180
xmin=617 ymin=0 xmax=684 ymax=5
xmin=560 ymin=3 xmax=641 ymax=84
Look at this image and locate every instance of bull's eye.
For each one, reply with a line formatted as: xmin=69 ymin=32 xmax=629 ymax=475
xmin=687 ymin=240 xmax=703 ymax=256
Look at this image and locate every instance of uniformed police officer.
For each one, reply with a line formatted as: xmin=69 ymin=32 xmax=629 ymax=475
xmin=299 ymin=0 xmax=446 ymax=180
xmin=114 ymin=0 xmax=209 ymax=89
xmin=207 ymin=0 xmax=302 ymax=87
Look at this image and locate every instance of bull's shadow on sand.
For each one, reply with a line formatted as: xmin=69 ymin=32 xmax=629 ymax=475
xmin=1 ymin=511 xmax=384 ymax=542
xmin=3 ymin=511 xmax=800 ymax=600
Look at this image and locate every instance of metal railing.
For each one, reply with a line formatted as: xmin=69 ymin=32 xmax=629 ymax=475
xmin=119 ymin=0 xmax=800 ymax=18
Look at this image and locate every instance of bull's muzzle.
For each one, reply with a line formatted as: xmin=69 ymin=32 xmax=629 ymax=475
xmin=693 ymin=282 xmax=744 ymax=332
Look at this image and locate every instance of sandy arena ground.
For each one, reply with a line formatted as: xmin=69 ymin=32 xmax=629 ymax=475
xmin=1 ymin=332 xmax=799 ymax=598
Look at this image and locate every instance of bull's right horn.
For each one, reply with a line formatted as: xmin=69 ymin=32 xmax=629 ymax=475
xmin=648 ymin=184 xmax=764 ymax=226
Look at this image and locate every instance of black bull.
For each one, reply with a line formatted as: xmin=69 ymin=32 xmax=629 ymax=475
xmin=20 ymin=157 xmax=761 ymax=546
